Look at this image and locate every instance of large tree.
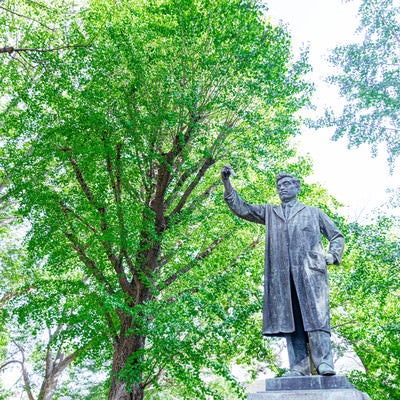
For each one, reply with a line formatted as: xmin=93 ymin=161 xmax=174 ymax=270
xmin=320 ymin=0 xmax=400 ymax=166
xmin=0 ymin=0 xmax=312 ymax=398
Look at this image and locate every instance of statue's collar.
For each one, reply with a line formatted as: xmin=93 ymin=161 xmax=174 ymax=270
xmin=281 ymin=199 xmax=298 ymax=208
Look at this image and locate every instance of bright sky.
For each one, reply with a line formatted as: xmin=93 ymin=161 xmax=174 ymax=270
xmin=266 ymin=0 xmax=400 ymax=221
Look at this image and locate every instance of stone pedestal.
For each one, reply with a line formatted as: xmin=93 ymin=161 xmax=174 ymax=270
xmin=248 ymin=376 xmax=371 ymax=400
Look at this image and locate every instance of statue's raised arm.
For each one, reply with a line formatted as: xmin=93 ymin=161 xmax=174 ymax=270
xmin=220 ymin=164 xmax=236 ymax=194
xmin=221 ymin=164 xmax=265 ymax=224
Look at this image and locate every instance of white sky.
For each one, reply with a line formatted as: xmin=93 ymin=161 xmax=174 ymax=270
xmin=266 ymin=0 xmax=400 ymax=221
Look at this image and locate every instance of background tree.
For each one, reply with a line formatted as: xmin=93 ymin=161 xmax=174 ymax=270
xmin=330 ymin=216 xmax=400 ymax=400
xmin=0 ymin=0 xmax=313 ymax=399
xmin=317 ymin=2 xmax=400 ymax=395
xmin=318 ymin=0 xmax=400 ymax=166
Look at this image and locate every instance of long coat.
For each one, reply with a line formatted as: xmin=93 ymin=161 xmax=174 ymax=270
xmin=224 ymin=189 xmax=344 ymax=336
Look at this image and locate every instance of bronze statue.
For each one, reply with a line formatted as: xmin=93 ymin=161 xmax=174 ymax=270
xmin=221 ymin=165 xmax=345 ymax=376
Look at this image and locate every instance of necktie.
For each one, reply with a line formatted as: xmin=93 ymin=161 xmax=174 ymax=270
xmin=283 ymin=204 xmax=290 ymax=219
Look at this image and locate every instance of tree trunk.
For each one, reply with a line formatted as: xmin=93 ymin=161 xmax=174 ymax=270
xmin=108 ymin=316 xmax=146 ymax=400
xmin=37 ymin=348 xmax=76 ymax=400
xmin=37 ymin=374 xmax=61 ymax=400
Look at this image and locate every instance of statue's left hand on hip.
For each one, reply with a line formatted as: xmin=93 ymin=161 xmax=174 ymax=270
xmin=325 ymin=253 xmax=334 ymax=265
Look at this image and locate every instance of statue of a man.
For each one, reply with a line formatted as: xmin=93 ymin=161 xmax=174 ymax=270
xmin=221 ymin=166 xmax=345 ymax=376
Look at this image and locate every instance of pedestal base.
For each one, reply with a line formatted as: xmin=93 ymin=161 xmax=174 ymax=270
xmin=248 ymin=376 xmax=371 ymax=400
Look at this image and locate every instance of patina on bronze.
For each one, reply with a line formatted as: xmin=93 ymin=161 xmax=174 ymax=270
xmin=221 ymin=165 xmax=345 ymax=377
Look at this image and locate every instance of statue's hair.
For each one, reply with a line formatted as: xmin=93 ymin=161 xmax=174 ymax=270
xmin=276 ymin=173 xmax=301 ymax=188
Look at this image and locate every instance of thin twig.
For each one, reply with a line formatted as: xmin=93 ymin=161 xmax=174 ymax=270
xmin=0 ymin=5 xmax=55 ymax=31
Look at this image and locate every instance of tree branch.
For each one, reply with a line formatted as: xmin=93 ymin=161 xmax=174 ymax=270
xmin=37 ymin=326 xmax=98 ymax=400
xmin=8 ymin=52 xmax=33 ymax=73
xmin=61 ymin=194 xmax=125 ymax=296
xmin=60 ymin=202 xmax=99 ymax=236
xmin=112 ymin=254 xmax=136 ymax=298
xmin=64 ymin=231 xmax=114 ymax=294
xmin=102 ymin=139 xmax=132 ymax=286
xmin=0 ymin=359 xmax=23 ymax=370
xmin=44 ymin=333 xmax=55 ymax=379
xmin=161 ymin=234 xmax=228 ymax=289
xmin=0 ymin=5 xmax=55 ymax=31
xmin=67 ymin=155 xmax=129 ymax=290
xmin=103 ymin=309 xmax=120 ymax=343
xmin=15 ymin=50 xmax=36 ymax=70
xmin=142 ymin=361 xmax=168 ymax=390
xmin=0 ymin=286 xmax=36 ymax=308
xmin=13 ymin=341 xmax=35 ymax=400
xmin=0 ymin=43 xmax=88 ymax=55
xmin=67 ymin=155 xmax=98 ymax=208
xmin=104 ymin=139 xmax=127 ymax=251
xmin=163 ymin=236 xmax=262 ymax=302
xmin=164 ymin=159 xmax=205 ymax=209
xmin=167 ymin=157 xmax=215 ymax=220
xmin=153 ymin=112 xmax=205 ymax=216
xmin=158 ymin=239 xmax=186 ymax=268
xmin=166 ymin=117 xmax=233 ymax=222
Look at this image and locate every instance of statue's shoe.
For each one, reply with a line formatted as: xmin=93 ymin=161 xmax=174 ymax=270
xmin=317 ymin=363 xmax=336 ymax=376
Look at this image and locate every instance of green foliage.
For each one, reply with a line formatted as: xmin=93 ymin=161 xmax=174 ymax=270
xmin=317 ymin=0 xmax=400 ymax=165
xmin=330 ymin=217 xmax=400 ymax=399
xmin=52 ymin=365 xmax=109 ymax=400
xmin=0 ymin=0 xmax=314 ymax=398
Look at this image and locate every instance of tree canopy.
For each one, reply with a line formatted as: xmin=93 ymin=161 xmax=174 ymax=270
xmin=0 ymin=0 xmax=313 ymax=398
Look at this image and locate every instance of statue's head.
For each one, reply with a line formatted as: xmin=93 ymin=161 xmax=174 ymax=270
xmin=276 ymin=173 xmax=301 ymax=203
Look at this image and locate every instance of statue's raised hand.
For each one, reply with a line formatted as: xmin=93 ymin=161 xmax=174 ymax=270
xmin=221 ymin=164 xmax=236 ymax=180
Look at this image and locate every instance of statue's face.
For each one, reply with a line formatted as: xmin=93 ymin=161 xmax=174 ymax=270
xmin=277 ymin=177 xmax=299 ymax=202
